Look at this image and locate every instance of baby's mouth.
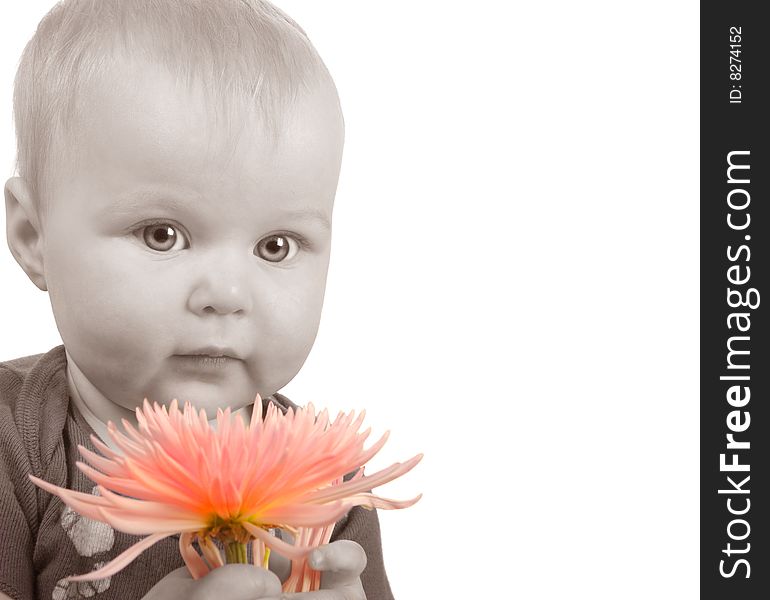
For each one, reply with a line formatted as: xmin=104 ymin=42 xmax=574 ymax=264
xmin=175 ymin=345 xmax=242 ymax=360
xmin=177 ymin=355 xmax=235 ymax=367
xmin=169 ymin=354 xmax=243 ymax=381
xmin=172 ymin=346 xmax=244 ymax=371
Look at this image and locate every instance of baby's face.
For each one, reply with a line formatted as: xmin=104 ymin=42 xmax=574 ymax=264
xmin=40 ymin=60 xmax=344 ymax=416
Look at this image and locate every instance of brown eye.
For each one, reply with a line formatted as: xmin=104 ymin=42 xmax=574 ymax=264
xmin=255 ymin=234 xmax=299 ymax=263
xmin=142 ymin=224 xmax=188 ymax=252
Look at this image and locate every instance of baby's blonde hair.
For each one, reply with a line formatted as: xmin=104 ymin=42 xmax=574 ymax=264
xmin=12 ymin=0 xmax=333 ymax=214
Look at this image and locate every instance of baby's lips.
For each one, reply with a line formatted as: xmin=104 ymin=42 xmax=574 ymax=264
xmin=175 ymin=344 xmax=243 ymax=359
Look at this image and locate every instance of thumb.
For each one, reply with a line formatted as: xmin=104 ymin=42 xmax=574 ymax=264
xmin=190 ymin=564 xmax=282 ymax=600
xmin=310 ymin=541 xmax=367 ymax=589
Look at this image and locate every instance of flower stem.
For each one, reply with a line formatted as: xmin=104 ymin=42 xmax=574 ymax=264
xmin=225 ymin=541 xmax=248 ymax=564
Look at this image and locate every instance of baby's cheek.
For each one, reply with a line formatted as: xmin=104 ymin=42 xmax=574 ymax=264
xmin=80 ymin=267 xmax=173 ymax=334
xmin=258 ymin=283 xmax=324 ymax=376
xmin=49 ymin=251 xmax=177 ymax=361
xmin=275 ymin=282 xmax=324 ymax=339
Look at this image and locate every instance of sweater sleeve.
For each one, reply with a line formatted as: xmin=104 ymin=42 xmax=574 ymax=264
xmin=0 ymin=393 xmax=36 ymax=600
xmin=331 ymin=507 xmax=395 ymax=600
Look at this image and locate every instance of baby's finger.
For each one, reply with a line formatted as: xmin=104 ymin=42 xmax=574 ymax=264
xmin=159 ymin=566 xmax=195 ymax=582
xmin=309 ymin=541 xmax=367 ymax=589
xmin=142 ymin=567 xmax=196 ymax=599
xmin=189 ymin=564 xmax=282 ymax=600
xmin=281 ymin=588 xmax=364 ymax=600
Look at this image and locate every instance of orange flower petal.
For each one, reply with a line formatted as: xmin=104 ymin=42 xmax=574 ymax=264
xmin=28 ymin=474 xmax=110 ymax=521
xmin=305 ymin=454 xmax=423 ymax=504
xmin=257 ymin=500 xmax=349 ymax=528
xmin=94 ymin=506 xmax=203 ymax=535
xmin=242 ymin=523 xmax=314 ymax=560
xmin=345 ymin=492 xmax=423 ymax=510
xmin=67 ymin=532 xmax=172 ymax=582
xmin=179 ymin=532 xmax=210 ymax=580
xmin=199 ymin=536 xmax=225 ymax=568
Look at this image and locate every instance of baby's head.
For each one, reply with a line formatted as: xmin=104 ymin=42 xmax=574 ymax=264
xmin=4 ymin=0 xmax=344 ymax=417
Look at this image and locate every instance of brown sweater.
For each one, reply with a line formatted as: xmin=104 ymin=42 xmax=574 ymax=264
xmin=0 ymin=346 xmax=393 ymax=600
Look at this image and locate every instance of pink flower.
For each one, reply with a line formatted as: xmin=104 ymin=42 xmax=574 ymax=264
xmin=30 ymin=397 xmax=421 ymax=585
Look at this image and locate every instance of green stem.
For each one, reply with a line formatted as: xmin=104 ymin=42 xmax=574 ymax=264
xmin=225 ymin=541 xmax=248 ymax=564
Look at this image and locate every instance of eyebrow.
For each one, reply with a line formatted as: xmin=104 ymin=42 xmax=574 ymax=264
xmin=108 ymin=190 xmax=332 ymax=230
xmin=280 ymin=207 xmax=332 ymax=231
xmin=108 ymin=190 xmax=194 ymax=216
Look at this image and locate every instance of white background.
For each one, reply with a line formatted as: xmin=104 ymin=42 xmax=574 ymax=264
xmin=0 ymin=1 xmax=699 ymax=598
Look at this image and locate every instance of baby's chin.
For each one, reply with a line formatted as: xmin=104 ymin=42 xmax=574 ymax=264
xmin=136 ymin=377 xmax=263 ymax=421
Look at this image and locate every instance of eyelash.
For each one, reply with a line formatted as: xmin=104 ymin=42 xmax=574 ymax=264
xmin=130 ymin=220 xmax=313 ymax=253
xmin=130 ymin=219 xmax=189 ymax=251
xmin=269 ymin=230 xmax=313 ymax=251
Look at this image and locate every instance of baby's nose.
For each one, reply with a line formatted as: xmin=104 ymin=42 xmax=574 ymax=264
xmin=187 ymin=260 xmax=253 ymax=316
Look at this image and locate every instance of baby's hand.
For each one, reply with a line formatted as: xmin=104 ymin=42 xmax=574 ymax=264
xmin=141 ymin=540 xmax=366 ymax=600
xmin=143 ymin=564 xmax=282 ymax=600
xmin=282 ymin=540 xmax=367 ymax=600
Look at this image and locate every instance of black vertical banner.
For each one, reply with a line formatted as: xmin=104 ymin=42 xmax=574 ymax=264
xmin=702 ymin=5 xmax=769 ymax=598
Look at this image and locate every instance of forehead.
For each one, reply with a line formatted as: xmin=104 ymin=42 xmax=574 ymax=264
xmin=59 ymin=58 xmax=344 ymax=210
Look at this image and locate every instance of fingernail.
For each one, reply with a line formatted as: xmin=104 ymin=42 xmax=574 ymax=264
xmin=309 ymin=550 xmax=325 ymax=570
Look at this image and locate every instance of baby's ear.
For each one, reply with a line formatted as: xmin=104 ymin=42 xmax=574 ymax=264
xmin=4 ymin=177 xmax=47 ymax=291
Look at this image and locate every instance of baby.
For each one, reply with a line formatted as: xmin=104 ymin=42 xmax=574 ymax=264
xmin=0 ymin=1 xmax=393 ymax=599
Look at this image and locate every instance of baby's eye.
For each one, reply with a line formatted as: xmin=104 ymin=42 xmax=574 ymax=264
xmin=255 ymin=234 xmax=300 ymax=263
xmin=140 ymin=223 xmax=189 ymax=252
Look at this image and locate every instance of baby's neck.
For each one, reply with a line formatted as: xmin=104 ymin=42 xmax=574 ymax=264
xmin=65 ymin=350 xmax=137 ymax=454
xmin=65 ymin=349 xmax=253 ymax=454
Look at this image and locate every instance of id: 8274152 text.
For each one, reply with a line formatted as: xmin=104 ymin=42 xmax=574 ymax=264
xmin=729 ymin=26 xmax=742 ymax=104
